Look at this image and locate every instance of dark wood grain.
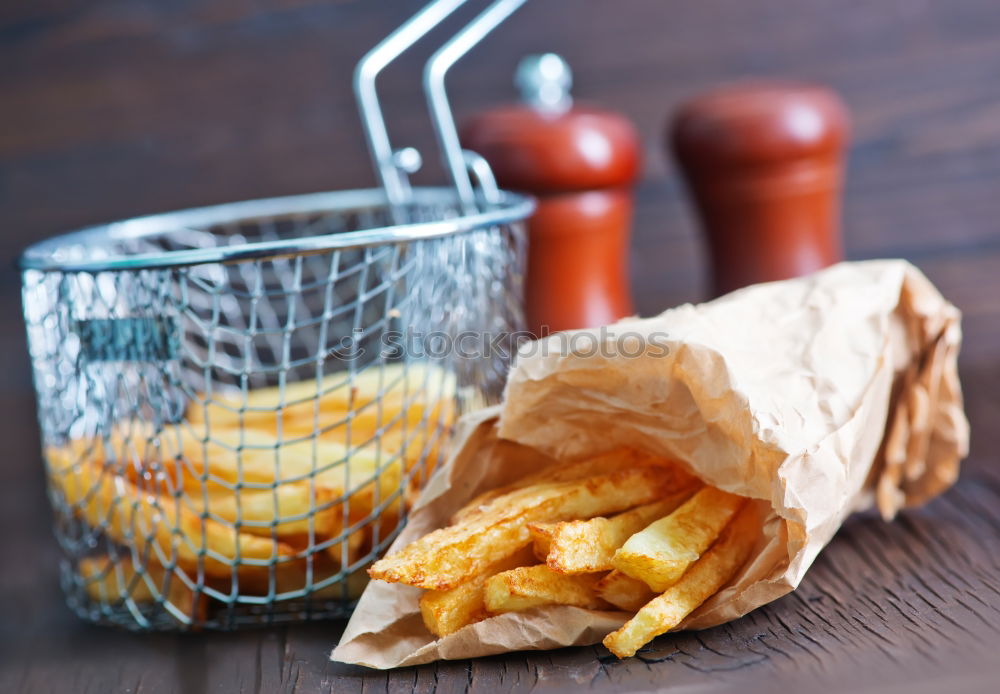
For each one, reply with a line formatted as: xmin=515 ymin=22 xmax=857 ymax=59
xmin=3 ymin=1 xmax=1000 ymax=692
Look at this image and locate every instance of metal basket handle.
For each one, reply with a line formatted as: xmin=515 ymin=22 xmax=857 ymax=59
xmin=354 ymin=0 xmax=528 ymax=218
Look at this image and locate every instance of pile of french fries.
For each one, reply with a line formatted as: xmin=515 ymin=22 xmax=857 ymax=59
xmin=46 ymin=363 xmax=455 ymax=622
xmin=368 ymin=449 xmax=758 ymax=658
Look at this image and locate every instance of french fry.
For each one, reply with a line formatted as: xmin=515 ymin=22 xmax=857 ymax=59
xmin=186 ymin=364 xmax=456 ymax=432
xmin=483 ymin=565 xmax=609 ymax=613
xmin=602 ymin=503 xmax=759 ymax=658
xmin=84 ymin=424 xmax=426 ymax=514
xmin=61 ymin=424 xmax=423 ymax=541
xmin=594 ymin=570 xmax=656 ymax=612
xmin=177 ymin=426 xmax=440 ymax=516
xmin=162 ymin=428 xmax=392 ymax=487
xmin=613 ymin=486 xmax=745 ymax=591
xmin=540 ymin=487 xmax=700 ymax=574
xmin=370 ymin=463 xmax=692 ymax=591
xmin=451 ymin=449 xmax=664 ymax=524
xmin=79 ymin=555 xmax=206 ymax=621
xmin=102 ymin=422 xmax=284 ymax=485
xmin=183 ymin=483 xmax=339 ymax=539
xmin=199 ymin=398 xmax=455 ymax=456
xmin=59 ymin=422 xmax=318 ymax=488
xmin=528 ymin=522 xmax=556 ymax=561
xmin=420 ymin=547 xmax=537 ymax=637
xmin=59 ymin=436 xmax=346 ymax=540
xmin=48 ymin=452 xmax=295 ymax=578
xmin=74 ymin=405 xmax=445 ymax=494
xmin=136 ymin=442 xmax=409 ymax=549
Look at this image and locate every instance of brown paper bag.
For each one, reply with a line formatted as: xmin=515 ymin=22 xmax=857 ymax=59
xmin=333 ymin=260 xmax=968 ymax=669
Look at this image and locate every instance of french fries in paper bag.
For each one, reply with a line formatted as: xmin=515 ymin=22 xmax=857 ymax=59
xmin=333 ymin=260 xmax=968 ymax=668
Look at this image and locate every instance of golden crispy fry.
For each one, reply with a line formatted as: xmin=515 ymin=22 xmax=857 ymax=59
xmin=63 ymin=424 xmax=426 ymax=542
xmin=370 ymin=463 xmax=693 ymax=591
xmin=239 ymin=398 xmax=451 ymax=441
xmin=185 ymin=364 xmax=456 ymax=433
xmin=61 ymin=422 xmax=304 ymax=487
xmin=79 ymin=555 xmax=206 ymax=621
xmin=451 ymin=449 xmax=659 ymax=524
xmin=70 ymin=411 xmax=445 ymax=495
xmin=160 ymin=427 xmax=416 ymax=487
xmin=82 ymin=424 xmax=433 ymax=523
xmin=602 ymin=503 xmax=759 ymax=658
xmin=91 ymin=422 xmax=292 ymax=485
xmin=528 ymin=522 xmax=556 ymax=561
xmin=540 ymin=487 xmax=700 ymax=574
xmin=183 ymin=483 xmax=339 ymax=539
xmin=594 ymin=570 xmax=656 ymax=612
xmin=484 ymin=564 xmax=609 ymax=613
xmin=195 ymin=398 xmax=455 ymax=457
xmin=191 ymin=428 xmax=440 ymax=526
xmin=613 ymin=486 xmax=745 ymax=591
xmin=177 ymin=459 xmax=406 ymax=552
xmin=60 ymin=436 xmax=352 ymax=544
xmin=48 ymin=452 xmax=295 ymax=578
xmin=420 ymin=547 xmax=537 ymax=637
xmin=188 ymin=362 xmax=452 ymax=412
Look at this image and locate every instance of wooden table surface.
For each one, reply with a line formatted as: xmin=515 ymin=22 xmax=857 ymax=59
xmin=3 ymin=1 xmax=1000 ymax=692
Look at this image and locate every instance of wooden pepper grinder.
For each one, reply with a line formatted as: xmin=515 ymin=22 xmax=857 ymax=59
xmin=461 ymin=54 xmax=641 ymax=335
xmin=670 ymin=82 xmax=849 ymax=297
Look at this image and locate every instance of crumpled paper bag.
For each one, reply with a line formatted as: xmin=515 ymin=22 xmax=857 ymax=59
xmin=333 ymin=259 xmax=969 ymax=669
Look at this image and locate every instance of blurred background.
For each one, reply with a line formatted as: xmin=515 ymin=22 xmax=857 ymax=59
xmin=6 ymin=0 xmax=1000 ymax=325
xmin=3 ymin=0 xmax=1000 ymax=657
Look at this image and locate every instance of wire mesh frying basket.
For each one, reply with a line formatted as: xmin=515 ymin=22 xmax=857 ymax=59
xmin=19 ymin=0 xmax=534 ymax=630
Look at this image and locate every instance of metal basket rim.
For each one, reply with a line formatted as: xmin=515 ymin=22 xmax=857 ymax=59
xmin=19 ymin=187 xmax=534 ymax=274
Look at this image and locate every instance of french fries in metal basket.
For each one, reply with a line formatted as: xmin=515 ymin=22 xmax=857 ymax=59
xmin=368 ymin=449 xmax=760 ymax=659
xmin=48 ymin=452 xmax=297 ymax=579
xmin=185 ymin=364 xmax=455 ymax=434
xmin=47 ymin=362 xmax=456 ymax=627
xmin=79 ymin=555 xmax=207 ymax=623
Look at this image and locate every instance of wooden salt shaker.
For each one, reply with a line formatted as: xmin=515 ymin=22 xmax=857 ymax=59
xmin=670 ymin=82 xmax=849 ymax=297
xmin=461 ymin=54 xmax=641 ymax=335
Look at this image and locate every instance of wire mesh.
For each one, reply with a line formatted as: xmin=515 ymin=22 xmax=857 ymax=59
xmin=22 ymin=190 xmax=527 ymax=630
